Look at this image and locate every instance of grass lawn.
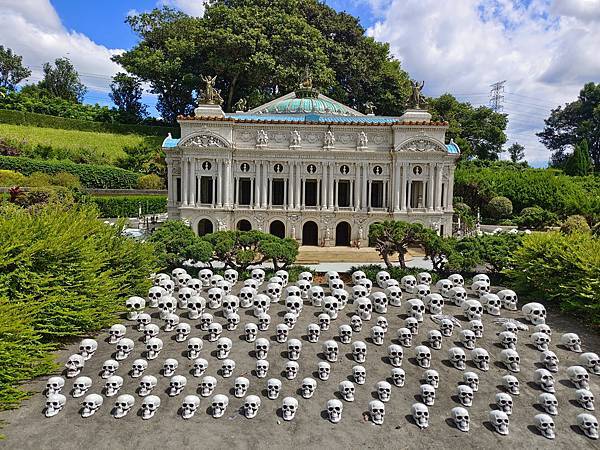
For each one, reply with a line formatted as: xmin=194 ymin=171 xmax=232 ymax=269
xmin=0 ymin=124 xmax=163 ymax=165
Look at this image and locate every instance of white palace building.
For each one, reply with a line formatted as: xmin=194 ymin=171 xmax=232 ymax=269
xmin=163 ymin=77 xmax=460 ymax=246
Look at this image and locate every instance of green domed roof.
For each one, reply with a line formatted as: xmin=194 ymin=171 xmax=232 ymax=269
xmin=262 ymin=96 xmax=351 ymax=116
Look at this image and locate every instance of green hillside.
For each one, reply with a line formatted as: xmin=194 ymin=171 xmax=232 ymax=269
xmin=0 ymin=123 xmax=163 ymax=165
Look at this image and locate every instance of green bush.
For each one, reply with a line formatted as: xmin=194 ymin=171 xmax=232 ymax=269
xmin=0 ymin=203 xmax=158 ymax=409
xmin=0 ymin=169 xmax=25 ymax=186
xmin=0 ymin=108 xmax=177 ymax=137
xmin=88 ymin=195 xmax=167 ymax=218
xmin=560 ymin=215 xmax=590 ymax=234
xmin=137 ymin=173 xmax=164 ymax=190
xmin=505 ymin=231 xmax=600 ymax=324
xmin=455 ymin=165 xmax=600 ymax=222
xmin=0 ymin=156 xmax=140 ymax=188
xmin=447 ymin=233 xmax=523 ymax=275
xmin=514 ymin=206 xmax=558 ymax=229
xmin=149 ymin=220 xmax=214 ymax=270
xmin=485 ymin=196 xmax=513 ymax=219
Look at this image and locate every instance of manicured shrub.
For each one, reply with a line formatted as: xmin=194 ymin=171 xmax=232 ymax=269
xmin=137 ymin=173 xmax=164 ymax=189
xmin=0 ymin=156 xmax=140 ymax=189
xmin=513 ymin=206 xmax=558 ymax=229
xmin=0 ymin=169 xmax=25 ymax=186
xmin=485 ymin=196 xmax=513 ymax=220
xmin=88 ymin=195 xmax=167 ymax=218
xmin=149 ymin=220 xmax=214 ymax=270
xmin=505 ymin=232 xmax=600 ymax=324
xmin=0 ymin=203 xmax=158 ymax=408
xmin=560 ymin=215 xmax=590 ymax=234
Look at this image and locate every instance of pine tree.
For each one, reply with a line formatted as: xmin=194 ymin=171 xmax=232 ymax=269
xmin=564 ymin=140 xmax=592 ymax=176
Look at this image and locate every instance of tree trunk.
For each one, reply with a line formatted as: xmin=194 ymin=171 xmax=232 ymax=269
xmin=382 ymin=251 xmax=392 ymax=269
xmin=226 ymin=73 xmax=239 ymax=112
xmin=398 ymin=250 xmax=406 ymax=269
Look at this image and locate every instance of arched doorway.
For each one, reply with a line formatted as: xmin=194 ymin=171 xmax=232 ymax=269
xmin=302 ymin=221 xmax=318 ymax=246
xmin=237 ymin=219 xmax=252 ymax=231
xmin=335 ymin=221 xmax=351 ymax=246
xmin=269 ymin=220 xmax=285 ymax=239
xmin=198 ymin=218 xmax=213 ymax=237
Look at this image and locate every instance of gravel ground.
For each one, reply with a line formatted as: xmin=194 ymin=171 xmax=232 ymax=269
xmin=1 ymin=280 xmax=599 ymax=450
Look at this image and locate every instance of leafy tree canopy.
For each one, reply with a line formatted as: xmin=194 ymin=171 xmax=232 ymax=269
xmin=538 ymin=82 xmax=600 ymax=169
xmin=507 ymin=142 xmax=525 ymax=163
xmin=38 ymin=58 xmax=87 ymax=103
xmin=114 ymin=0 xmax=411 ymax=122
xmin=110 ymin=73 xmax=148 ymax=123
xmin=428 ymin=93 xmax=508 ymax=160
xmin=0 ymin=46 xmax=31 ymax=91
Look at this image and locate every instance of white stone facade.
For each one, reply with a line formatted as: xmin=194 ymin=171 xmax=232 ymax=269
xmin=164 ymin=93 xmax=459 ymax=246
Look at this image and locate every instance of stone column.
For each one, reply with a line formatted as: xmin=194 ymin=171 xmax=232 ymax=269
xmin=224 ymin=159 xmax=232 ymax=207
xmin=182 ymin=157 xmax=189 ymax=206
xmin=400 ymin=164 xmax=407 ymax=211
xmin=295 ymin=162 xmax=302 ymax=209
xmin=254 ymin=161 xmax=261 ymax=208
xmin=334 ymin=179 xmax=338 ymax=209
xmin=393 ymin=158 xmax=400 ymax=211
xmin=407 ymin=177 xmax=412 ymax=210
xmin=288 ymin=163 xmax=295 ymax=209
xmin=166 ymin=159 xmax=174 ymax=207
xmin=321 ymin=162 xmax=328 ymax=210
xmin=447 ymin=166 xmax=455 ymax=210
xmin=354 ymin=164 xmax=361 ymax=210
xmin=361 ymin=163 xmax=368 ymax=211
xmin=235 ymin=176 xmax=240 ymax=206
xmin=217 ymin=159 xmax=223 ymax=207
xmin=283 ymin=177 xmax=288 ymax=209
xmin=189 ymin=157 xmax=196 ymax=206
xmin=368 ymin=180 xmax=372 ymax=210
xmin=329 ymin=163 xmax=335 ymax=210
xmin=427 ymin=164 xmax=434 ymax=210
xmin=301 ymin=178 xmax=306 ymax=209
xmin=268 ymin=177 xmax=273 ymax=208
xmin=436 ymin=163 xmax=444 ymax=210
xmin=261 ymin=161 xmax=268 ymax=209
xmin=383 ymin=181 xmax=388 ymax=209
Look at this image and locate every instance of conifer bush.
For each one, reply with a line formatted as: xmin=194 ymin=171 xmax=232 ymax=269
xmin=0 ymin=203 xmax=158 ymax=409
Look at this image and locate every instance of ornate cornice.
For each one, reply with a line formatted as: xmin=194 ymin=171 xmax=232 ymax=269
xmin=179 ymin=131 xmax=231 ymax=148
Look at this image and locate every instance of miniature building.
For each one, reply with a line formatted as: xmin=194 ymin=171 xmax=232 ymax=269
xmin=163 ymin=79 xmax=459 ymax=246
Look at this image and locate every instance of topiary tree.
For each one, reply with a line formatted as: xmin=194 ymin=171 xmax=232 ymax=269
xmin=514 ymin=206 xmax=558 ymax=229
xmin=137 ymin=173 xmax=164 ymax=190
xmin=149 ymin=220 xmax=213 ymax=269
xmin=560 ymin=215 xmax=591 ymax=234
xmin=486 ymin=196 xmax=513 ymax=220
xmin=564 ymin=140 xmax=592 ymax=176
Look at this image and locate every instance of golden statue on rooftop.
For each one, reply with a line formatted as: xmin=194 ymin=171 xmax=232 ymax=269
xmin=200 ymin=75 xmax=223 ymax=105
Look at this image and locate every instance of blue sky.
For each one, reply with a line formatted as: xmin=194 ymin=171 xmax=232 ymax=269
xmin=2 ymin=0 xmax=599 ymax=166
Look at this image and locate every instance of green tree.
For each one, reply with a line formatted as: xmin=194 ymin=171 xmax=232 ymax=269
xmin=564 ymin=140 xmax=592 ymax=176
xmin=429 ymin=93 xmax=508 ymax=160
xmin=369 ymin=221 xmax=425 ymax=269
xmin=115 ymin=1 xmax=412 ymax=122
xmin=109 ymin=72 xmax=147 ymax=122
xmin=538 ymin=82 xmax=600 ymax=169
xmin=148 ymin=220 xmax=213 ymax=269
xmin=38 ymin=58 xmax=86 ymax=103
xmin=486 ymin=196 xmax=513 ymax=220
xmin=0 ymin=46 xmax=31 ymax=91
xmin=507 ymin=142 xmax=525 ymax=163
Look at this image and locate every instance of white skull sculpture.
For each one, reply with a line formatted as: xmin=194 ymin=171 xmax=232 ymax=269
xmin=522 ymin=302 xmax=547 ymax=325
xmin=138 ymin=375 xmax=157 ymax=396
xmin=181 ymin=394 xmax=200 ymax=419
xmin=267 ymin=378 xmax=282 ymax=399
xmin=45 ymin=394 xmax=66 ymax=418
xmin=281 ymin=396 xmax=299 ymax=421
xmin=141 ymin=395 xmax=161 ymax=420
xmin=211 ymin=394 xmax=229 ymax=418
xmin=81 ymin=393 xmax=103 ymax=418
xmin=411 ymin=403 xmax=429 ymax=429
xmin=113 ymin=394 xmax=135 ymax=419
xmin=369 ymin=400 xmax=385 ymax=425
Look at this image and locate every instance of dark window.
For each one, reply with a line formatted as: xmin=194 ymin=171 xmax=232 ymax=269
xmin=338 ymin=180 xmax=350 ymax=207
xmin=200 ymin=176 xmax=213 ymax=204
xmin=176 ymin=177 xmax=181 ymax=202
xmin=305 ymin=180 xmax=317 ymax=206
xmin=239 ymin=178 xmax=251 ymax=205
xmin=371 ymin=181 xmax=384 ymax=207
xmin=272 ymin=179 xmax=285 ymax=205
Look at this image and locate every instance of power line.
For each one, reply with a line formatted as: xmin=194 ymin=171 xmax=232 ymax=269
xmin=489 ymin=80 xmax=506 ymax=112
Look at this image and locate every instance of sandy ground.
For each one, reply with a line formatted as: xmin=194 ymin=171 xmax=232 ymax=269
xmin=1 ymin=281 xmax=599 ymax=450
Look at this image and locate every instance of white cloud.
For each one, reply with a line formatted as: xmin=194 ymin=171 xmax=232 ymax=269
xmin=366 ymin=0 xmax=600 ymax=165
xmin=159 ymin=0 xmax=206 ymax=17
xmin=0 ymin=0 xmax=123 ymax=94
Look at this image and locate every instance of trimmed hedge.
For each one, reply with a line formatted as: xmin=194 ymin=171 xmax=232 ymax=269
xmin=0 ymin=109 xmax=178 ymax=138
xmin=0 ymin=156 xmax=140 ymax=189
xmin=89 ymin=195 xmax=167 ymax=218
